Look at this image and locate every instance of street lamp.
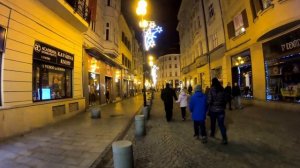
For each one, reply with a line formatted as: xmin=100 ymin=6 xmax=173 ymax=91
xmin=136 ymin=0 xmax=162 ymax=106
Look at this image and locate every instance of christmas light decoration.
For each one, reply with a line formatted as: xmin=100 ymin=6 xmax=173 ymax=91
xmin=144 ymin=21 xmax=163 ymax=51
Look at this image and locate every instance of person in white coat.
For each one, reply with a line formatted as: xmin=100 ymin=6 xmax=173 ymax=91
xmin=176 ymin=88 xmax=189 ymax=121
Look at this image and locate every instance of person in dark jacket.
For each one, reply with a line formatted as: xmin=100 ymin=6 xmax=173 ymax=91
xmin=161 ymin=83 xmax=178 ymax=122
xmin=208 ymin=78 xmax=228 ymax=145
xmin=232 ymin=82 xmax=242 ymax=109
xmin=224 ymin=82 xmax=232 ymax=110
xmin=189 ymin=85 xmax=208 ymax=143
xmin=188 ymin=85 xmax=193 ymax=95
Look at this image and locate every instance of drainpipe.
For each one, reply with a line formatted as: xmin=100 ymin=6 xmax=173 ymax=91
xmin=201 ymin=0 xmax=211 ymax=85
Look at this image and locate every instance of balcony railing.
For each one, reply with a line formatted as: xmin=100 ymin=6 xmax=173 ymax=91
xmin=66 ymin=0 xmax=90 ymax=23
xmin=39 ymin=0 xmax=90 ymax=31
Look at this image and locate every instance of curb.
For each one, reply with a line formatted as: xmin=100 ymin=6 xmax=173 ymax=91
xmin=90 ymin=104 xmax=143 ymax=168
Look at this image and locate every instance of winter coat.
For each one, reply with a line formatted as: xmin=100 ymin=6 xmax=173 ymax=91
xmin=189 ymin=91 xmax=208 ymax=121
xmin=232 ymin=86 xmax=241 ymax=97
xmin=207 ymin=87 xmax=226 ymax=113
xmin=161 ymin=87 xmax=178 ymax=109
xmin=176 ymin=91 xmax=188 ymax=107
xmin=224 ymin=86 xmax=232 ymax=100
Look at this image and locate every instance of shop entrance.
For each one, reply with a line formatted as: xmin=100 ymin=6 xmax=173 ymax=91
xmin=105 ymin=76 xmax=112 ymax=103
xmin=231 ymin=50 xmax=253 ymax=98
xmin=88 ymin=72 xmax=101 ymax=106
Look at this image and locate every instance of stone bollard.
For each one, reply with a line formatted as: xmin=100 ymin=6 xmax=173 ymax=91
xmin=91 ymin=108 xmax=101 ymax=119
xmin=135 ymin=115 xmax=145 ymax=137
xmin=112 ymin=140 xmax=133 ymax=168
xmin=146 ymin=100 xmax=151 ymax=106
xmin=143 ymin=106 xmax=149 ymax=120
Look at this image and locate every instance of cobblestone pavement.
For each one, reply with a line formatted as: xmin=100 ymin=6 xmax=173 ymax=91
xmin=0 ymin=95 xmax=142 ymax=168
xmin=104 ymin=93 xmax=300 ymax=168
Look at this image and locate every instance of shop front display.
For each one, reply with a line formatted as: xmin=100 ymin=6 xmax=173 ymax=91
xmin=87 ymin=56 xmax=101 ymax=105
xmin=0 ymin=26 xmax=6 ymax=105
xmin=263 ymin=28 xmax=300 ymax=103
xmin=231 ymin=50 xmax=253 ymax=98
xmin=32 ymin=41 xmax=74 ymax=101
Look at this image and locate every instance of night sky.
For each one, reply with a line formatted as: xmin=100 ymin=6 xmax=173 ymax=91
xmin=122 ymin=0 xmax=182 ymax=57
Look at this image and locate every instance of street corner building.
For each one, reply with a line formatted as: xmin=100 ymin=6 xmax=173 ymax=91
xmin=177 ymin=0 xmax=300 ymax=110
xmin=0 ymin=0 xmax=143 ymax=140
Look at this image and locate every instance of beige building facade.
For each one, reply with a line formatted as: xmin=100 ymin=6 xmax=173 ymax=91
xmin=0 ymin=0 xmax=143 ymax=140
xmin=177 ymin=0 xmax=226 ymax=91
xmin=221 ymin=0 xmax=300 ymax=105
xmin=0 ymin=0 xmax=87 ymax=139
xmin=157 ymin=54 xmax=181 ymax=89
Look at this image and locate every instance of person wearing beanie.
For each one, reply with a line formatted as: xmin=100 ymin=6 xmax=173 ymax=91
xmin=176 ymin=88 xmax=189 ymax=121
xmin=208 ymin=78 xmax=228 ymax=145
xmin=189 ymin=84 xmax=208 ymax=143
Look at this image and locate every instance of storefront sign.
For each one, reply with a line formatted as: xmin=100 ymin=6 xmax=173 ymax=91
xmin=42 ymin=64 xmax=66 ymax=72
xmin=263 ymin=28 xmax=300 ymax=60
xmin=33 ymin=41 xmax=74 ymax=68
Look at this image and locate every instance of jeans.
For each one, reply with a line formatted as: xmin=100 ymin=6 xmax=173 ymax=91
xmin=194 ymin=120 xmax=207 ymax=137
xmin=209 ymin=112 xmax=227 ymax=140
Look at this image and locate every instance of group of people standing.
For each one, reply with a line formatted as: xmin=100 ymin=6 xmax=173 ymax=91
xmin=161 ymin=78 xmax=241 ymax=145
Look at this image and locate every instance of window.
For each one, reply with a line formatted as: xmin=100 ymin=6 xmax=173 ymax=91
xmin=170 ymin=72 xmax=172 ymax=77
xmin=227 ymin=9 xmax=249 ymax=38
xmin=169 ymin=64 xmax=172 ymax=68
xmin=175 ymin=64 xmax=177 ymax=68
xmin=212 ymin=32 xmax=218 ymax=48
xmin=208 ymin=3 xmax=214 ymax=19
xmin=106 ymin=23 xmax=110 ymax=40
xmin=0 ymin=27 xmax=6 ymax=105
xmin=169 ymin=56 xmax=171 ymax=60
xmin=175 ymin=72 xmax=178 ymax=77
xmin=107 ymin=0 xmax=111 ymax=6
xmin=33 ymin=62 xmax=72 ymax=101
xmin=250 ymin=0 xmax=273 ymax=19
xmin=174 ymin=57 xmax=177 ymax=60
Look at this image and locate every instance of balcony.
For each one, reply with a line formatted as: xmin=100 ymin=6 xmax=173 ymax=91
xmin=39 ymin=0 xmax=90 ymax=32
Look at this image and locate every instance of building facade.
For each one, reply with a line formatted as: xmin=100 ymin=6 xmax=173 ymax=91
xmin=0 ymin=0 xmax=143 ymax=140
xmin=221 ymin=0 xmax=300 ymax=105
xmin=177 ymin=0 xmax=226 ymax=91
xmin=157 ymin=54 xmax=181 ymax=89
xmin=0 ymin=0 xmax=87 ymax=139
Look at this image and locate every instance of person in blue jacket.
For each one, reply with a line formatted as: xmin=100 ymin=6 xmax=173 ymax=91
xmin=189 ymin=84 xmax=208 ymax=143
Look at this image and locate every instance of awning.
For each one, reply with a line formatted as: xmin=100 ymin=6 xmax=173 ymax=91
xmin=85 ymin=47 xmax=126 ymax=69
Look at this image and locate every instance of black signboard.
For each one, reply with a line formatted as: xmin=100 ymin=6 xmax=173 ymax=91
xmin=263 ymin=28 xmax=300 ymax=60
xmin=33 ymin=41 xmax=74 ymax=68
xmin=0 ymin=27 xmax=5 ymax=52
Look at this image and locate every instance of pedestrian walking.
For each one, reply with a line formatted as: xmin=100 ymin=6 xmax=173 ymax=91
xmin=176 ymin=88 xmax=189 ymax=121
xmin=105 ymin=88 xmax=110 ymax=104
xmin=224 ymin=82 xmax=232 ymax=110
xmin=208 ymin=78 xmax=228 ymax=145
xmin=189 ymin=85 xmax=208 ymax=143
xmin=161 ymin=83 xmax=178 ymax=122
xmin=232 ymin=82 xmax=242 ymax=109
xmin=188 ymin=85 xmax=193 ymax=95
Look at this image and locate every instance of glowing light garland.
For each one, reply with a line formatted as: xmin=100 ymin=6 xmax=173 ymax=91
xmin=144 ymin=21 xmax=163 ymax=51
xmin=151 ymin=65 xmax=159 ymax=86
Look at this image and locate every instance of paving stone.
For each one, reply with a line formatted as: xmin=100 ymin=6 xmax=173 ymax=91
xmin=102 ymin=93 xmax=300 ymax=168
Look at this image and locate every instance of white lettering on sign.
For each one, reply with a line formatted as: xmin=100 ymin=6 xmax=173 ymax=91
xmin=41 ymin=46 xmax=57 ymax=57
xmin=281 ymin=39 xmax=300 ymax=52
xmin=60 ymin=59 xmax=71 ymax=66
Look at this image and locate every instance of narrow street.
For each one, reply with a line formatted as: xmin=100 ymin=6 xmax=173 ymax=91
xmin=104 ymin=93 xmax=300 ymax=168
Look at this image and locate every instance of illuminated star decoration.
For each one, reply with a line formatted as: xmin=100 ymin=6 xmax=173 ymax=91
xmin=144 ymin=21 xmax=163 ymax=51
